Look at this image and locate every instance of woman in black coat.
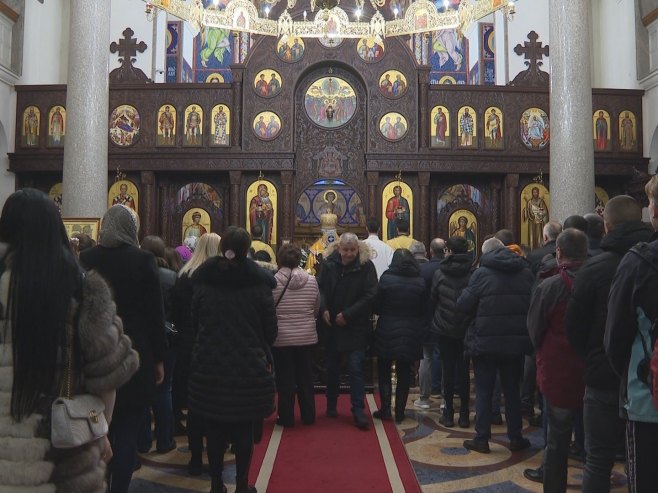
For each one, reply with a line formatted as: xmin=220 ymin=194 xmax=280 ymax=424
xmin=372 ymin=249 xmax=428 ymax=423
xmin=188 ymin=227 xmax=277 ymax=493
xmin=80 ymin=205 xmax=166 ymax=493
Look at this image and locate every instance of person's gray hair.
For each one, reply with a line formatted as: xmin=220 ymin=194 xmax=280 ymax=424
xmin=481 ymin=237 xmax=504 ymax=254
xmin=338 ymin=232 xmax=359 ymax=246
xmin=429 ymin=238 xmax=445 ymax=256
xmin=543 ymin=221 xmax=562 ymax=241
xmin=409 ymin=241 xmax=426 ymax=257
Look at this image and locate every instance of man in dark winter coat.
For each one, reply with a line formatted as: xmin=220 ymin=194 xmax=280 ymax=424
xmin=457 ymin=238 xmax=534 ymax=454
xmin=430 ymin=236 xmax=473 ymax=428
xmin=566 ymin=196 xmax=652 ymax=493
xmin=526 ymin=221 xmax=562 ymax=275
xmin=318 ymin=232 xmax=378 ymax=430
xmin=605 ymin=175 xmax=658 ymax=492
xmin=528 ymin=228 xmax=588 ymax=493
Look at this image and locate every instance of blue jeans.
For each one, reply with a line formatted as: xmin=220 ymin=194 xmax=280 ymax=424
xmin=472 ymin=354 xmax=524 ymax=442
xmin=543 ymin=400 xmax=575 ymax=493
xmin=326 ymin=343 xmax=366 ymax=415
xmin=582 ymin=386 xmax=624 ymax=493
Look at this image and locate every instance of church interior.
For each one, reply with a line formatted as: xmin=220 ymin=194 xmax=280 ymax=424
xmin=1 ymin=0 xmax=658 ymax=491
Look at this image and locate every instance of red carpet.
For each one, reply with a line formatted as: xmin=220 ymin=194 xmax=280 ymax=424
xmin=258 ymin=394 xmax=422 ymax=493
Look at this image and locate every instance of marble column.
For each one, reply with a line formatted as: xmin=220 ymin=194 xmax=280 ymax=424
xmin=61 ymin=0 xmax=109 ymax=218
xmin=549 ymin=1 xmax=595 ymax=223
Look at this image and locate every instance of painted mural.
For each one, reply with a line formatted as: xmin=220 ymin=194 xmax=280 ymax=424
xmin=277 ymin=36 xmax=305 ymax=63
xmin=593 ymin=109 xmax=611 ymax=151
xmin=184 ymin=104 xmax=203 ymax=146
xmin=484 ymin=106 xmax=503 ymax=150
xmin=520 ymin=183 xmax=550 ymax=250
xmin=182 ymin=207 xmax=211 ymax=243
xmin=22 ymin=106 xmax=40 ymax=147
xmin=304 ymin=76 xmax=357 ymax=129
xmin=247 ymin=180 xmax=277 ymax=246
xmin=296 ymin=180 xmax=365 ymax=227
xmin=436 ymin=184 xmax=483 ymax=215
xmin=176 ymin=182 xmax=223 ymax=218
xmin=211 ymin=104 xmax=230 ymax=146
xmin=430 ymin=106 xmax=450 ymax=148
xmin=254 ymin=69 xmax=282 ymax=98
xmin=49 ymin=182 xmax=62 ymax=213
xmin=595 ymin=186 xmax=609 ymax=216
xmin=253 ymin=111 xmax=281 ymax=140
xmin=157 ymin=104 xmax=176 ymax=146
xmin=379 ymin=112 xmax=408 ymax=141
xmin=520 ymin=107 xmax=550 ymax=150
xmin=108 ymin=180 xmax=139 ymax=214
xmin=379 ymin=70 xmax=407 ymax=98
xmin=193 ymin=0 xmax=233 ymax=83
xmin=357 ymin=36 xmax=385 ymax=63
xmin=109 ymin=105 xmax=140 ymax=147
xmin=448 ymin=209 xmax=477 ymax=254
xmin=47 ymin=106 xmax=65 ymax=147
xmin=457 ymin=106 xmax=476 ymax=148
xmin=619 ymin=110 xmax=637 ymax=152
xmin=382 ymin=180 xmax=413 ymax=242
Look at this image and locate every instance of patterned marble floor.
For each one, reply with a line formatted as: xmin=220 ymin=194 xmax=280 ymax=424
xmin=400 ymin=389 xmax=628 ymax=492
xmin=130 ymin=390 xmax=628 ymax=493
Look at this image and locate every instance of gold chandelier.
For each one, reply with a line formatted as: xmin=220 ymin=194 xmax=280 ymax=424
xmin=146 ymin=0 xmax=515 ymax=39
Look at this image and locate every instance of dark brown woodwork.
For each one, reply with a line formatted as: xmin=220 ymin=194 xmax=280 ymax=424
xmin=280 ymin=170 xmax=294 ymax=243
xmin=510 ymin=31 xmax=550 ymax=87
xmin=642 ymin=8 xmax=658 ymax=27
xmin=0 ymin=1 xmax=19 ymax=22
xmin=140 ymin=170 xmax=156 ymax=237
xmin=109 ymin=28 xmax=151 ymax=84
xmin=8 ymin=33 xmax=648 ymax=249
xmin=418 ymin=172 xmax=430 ymax=247
xmin=504 ymin=173 xmax=520 ymax=242
xmin=229 ymin=170 xmax=241 ymax=226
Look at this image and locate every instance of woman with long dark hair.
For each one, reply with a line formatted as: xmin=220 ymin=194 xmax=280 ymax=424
xmin=188 ymin=226 xmax=277 ymax=493
xmin=0 ymin=188 xmax=138 ymax=492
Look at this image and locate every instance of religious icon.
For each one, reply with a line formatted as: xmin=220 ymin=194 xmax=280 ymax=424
xmin=594 ymin=186 xmax=609 ymax=216
xmin=177 ymin=182 xmax=223 ymax=214
xmin=62 ymin=218 xmax=101 ymax=243
xmin=484 ymin=106 xmax=504 ymax=150
xmin=183 ymin=104 xmax=203 ymax=146
xmin=619 ymin=110 xmax=637 ymax=152
xmin=449 ymin=210 xmax=477 ymax=255
xmin=49 ymin=182 xmax=62 ymax=213
xmin=246 ymin=180 xmax=277 ymax=246
xmin=108 ymin=180 xmax=139 ymax=214
xmin=430 ymin=105 xmax=450 ymax=148
xmin=382 ymin=181 xmax=413 ymax=242
xmin=520 ymin=183 xmax=550 ymax=250
xmin=520 ymin=107 xmax=550 ymax=150
xmin=378 ymin=70 xmax=407 ymax=98
xmin=210 ymin=104 xmax=230 ymax=146
xmin=457 ymin=106 xmax=476 ymax=148
xmin=253 ymin=69 xmax=282 ymax=98
xmin=276 ymin=36 xmax=305 ymax=63
xmin=205 ymin=73 xmax=225 ymax=83
xmin=253 ymin=111 xmax=281 ymax=140
xmin=109 ymin=104 xmax=140 ymax=147
xmin=357 ymin=35 xmax=385 ymax=63
xmin=304 ymin=76 xmax=357 ymax=129
xmin=379 ymin=113 xmax=407 ymax=141
xmin=592 ymin=109 xmax=611 ymax=151
xmin=22 ymin=106 xmax=40 ymax=147
xmin=181 ymin=207 xmax=211 ymax=243
xmin=47 ymin=106 xmax=65 ymax=147
xmin=157 ymin=104 xmax=176 ymax=146
xmin=313 ymin=189 xmax=345 ymax=221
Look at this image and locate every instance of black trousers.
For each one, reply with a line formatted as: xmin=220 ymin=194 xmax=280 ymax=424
xmin=377 ymin=358 xmax=412 ymax=416
xmin=272 ymin=345 xmax=316 ymax=425
xmin=437 ymin=335 xmax=470 ymax=413
xmin=626 ymin=419 xmax=658 ymax=493
xmin=205 ymin=419 xmax=254 ymax=483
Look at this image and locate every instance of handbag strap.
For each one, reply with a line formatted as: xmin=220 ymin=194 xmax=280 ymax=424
xmin=275 ymin=274 xmax=293 ymax=307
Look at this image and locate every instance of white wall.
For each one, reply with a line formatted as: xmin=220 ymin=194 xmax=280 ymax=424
xmin=591 ymin=0 xmax=638 ymax=89
xmin=0 ymin=81 xmax=15 ymax=204
xmin=506 ymin=0 xmax=550 ymax=81
xmin=21 ymin=0 xmax=68 ymax=84
xmin=110 ymin=0 xmax=156 ymax=78
xmin=643 ymin=79 xmax=658 ymax=172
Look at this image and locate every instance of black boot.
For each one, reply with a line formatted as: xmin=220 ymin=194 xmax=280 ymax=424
xmin=439 ymin=407 xmax=454 ymax=427
xmin=458 ymin=409 xmax=470 ymax=428
xmin=374 ymin=386 xmax=392 ymax=419
xmin=210 ymin=477 xmax=227 ymax=493
xmin=235 ymin=477 xmax=257 ymax=493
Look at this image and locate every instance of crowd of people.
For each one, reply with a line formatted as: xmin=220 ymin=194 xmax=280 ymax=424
xmin=3 ymin=176 xmax=658 ymax=493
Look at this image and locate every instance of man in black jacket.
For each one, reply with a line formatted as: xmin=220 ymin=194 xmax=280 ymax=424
xmin=457 ymin=238 xmax=534 ymax=453
xmin=318 ymin=233 xmax=378 ymax=430
xmin=526 ymin=221 xmax=562 ymax=275
xmin=605 ymin=176 xmax=658 ymax=492
xmin=566 ymin=196 xmax=652 ymax=492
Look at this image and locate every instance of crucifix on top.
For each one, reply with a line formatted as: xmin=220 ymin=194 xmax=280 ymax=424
xmin=510 ymin=30 xmax=550 ymax=87
xmin=109 ymin=27 xmax=151 ymax=84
